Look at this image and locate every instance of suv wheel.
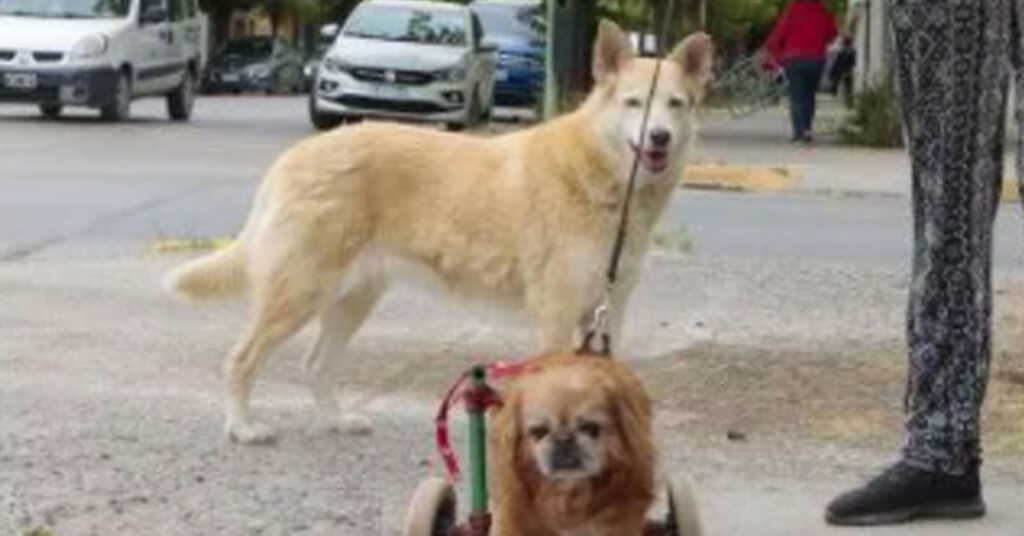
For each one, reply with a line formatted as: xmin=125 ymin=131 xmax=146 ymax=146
xmin=309 ymin=91 xmax=342 ymax=130
xmin=39 ymin=104 xmax=62 ymax=119
xmin=446 ymin=89 xmax=481 ymax=132
xmin=100 ymin=71 xmax=131 ymax=122
xmin=167 ymin=69 xmax=196 ymax=121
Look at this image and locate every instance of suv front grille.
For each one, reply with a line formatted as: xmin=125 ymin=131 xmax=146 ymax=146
xmin=348 ymin=67 xmax=433 ymax=86
xmin=333 ymin=95 xmax=450 ymax=114
xmin=33 ymin=51 xmax=64 ymax=63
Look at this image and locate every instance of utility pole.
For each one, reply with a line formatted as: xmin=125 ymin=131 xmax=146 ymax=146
xmin=542 ymin=0 xmax=559 ymax=119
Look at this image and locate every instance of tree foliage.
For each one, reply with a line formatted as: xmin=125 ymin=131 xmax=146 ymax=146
xmin=594 ymin=0 xmax=847 ymax=61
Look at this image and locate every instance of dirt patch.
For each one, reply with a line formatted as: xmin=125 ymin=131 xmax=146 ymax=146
xmin=637 ymin=342 xmax=1024 ymax=460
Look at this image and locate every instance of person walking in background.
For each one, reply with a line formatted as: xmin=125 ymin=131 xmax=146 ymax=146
xmin=827 ymin=0 xmax=1022 ymax=525
xmin=763 ymin=0 xmax=838 ymax=143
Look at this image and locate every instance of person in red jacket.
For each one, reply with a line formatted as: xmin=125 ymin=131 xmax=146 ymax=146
xmin=763 ymin=0 xmax=838 ymax=143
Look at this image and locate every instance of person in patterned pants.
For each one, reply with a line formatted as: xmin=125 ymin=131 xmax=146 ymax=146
xmin=826 ymin=0 xmax=1018 ymax=525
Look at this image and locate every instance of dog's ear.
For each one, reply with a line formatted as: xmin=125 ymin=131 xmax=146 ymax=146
xmin=604 ymin=363 xmax=655 ymax=495
xmin=669 ymin=32 xmax=714 ymax=102
xmin=593 ymin=19 xmax=635 ymax=83
xmin=490 ymin=386 xmax=530 ymax=503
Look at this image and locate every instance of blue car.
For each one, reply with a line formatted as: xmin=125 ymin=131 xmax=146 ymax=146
xmin=470 ymin=0 xmax=544 ymax=106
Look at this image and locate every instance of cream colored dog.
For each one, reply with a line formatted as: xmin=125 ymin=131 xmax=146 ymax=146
xmin=164 ymin=20 xmax=713 ymax=443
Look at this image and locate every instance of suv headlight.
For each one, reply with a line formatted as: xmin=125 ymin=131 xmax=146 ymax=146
xmin=69 ymin=34 xmax=109 ymax=60
xmin=322 ymin=56 xmax=349 ymax=73
xmin=434 ymin=64 xmax=467 ymax=82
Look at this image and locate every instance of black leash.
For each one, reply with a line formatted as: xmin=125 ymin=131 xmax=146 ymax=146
xmin=578 ymin=0 xmax=677 ymax=356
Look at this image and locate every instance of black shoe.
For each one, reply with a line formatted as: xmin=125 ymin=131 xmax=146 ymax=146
xmin=825 ymin=461 xmax=986 ymax=526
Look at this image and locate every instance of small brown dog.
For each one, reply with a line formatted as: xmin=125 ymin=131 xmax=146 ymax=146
xmin=490 ymin=353 xmax=663 ymax=536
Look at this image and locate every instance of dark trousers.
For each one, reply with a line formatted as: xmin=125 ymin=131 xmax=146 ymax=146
xmin=891 ymin=0 xmax=1024 ymax=475
xmin=783 ymin=57 xmax=824 ymax=138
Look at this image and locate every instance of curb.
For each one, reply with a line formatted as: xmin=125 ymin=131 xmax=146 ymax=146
xmin=1003 ymin=178 xmax=1021 ymax=202
xmin=152 ymin=236 xmax=233 ymax=253
xmin=683 ymin=164 xmax=802 ymax=192
xmin=683 ymin=163 xmax=1022 ymax=202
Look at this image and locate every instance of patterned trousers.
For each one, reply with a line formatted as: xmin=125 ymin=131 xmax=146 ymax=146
xmin=891 ymin=0 xmax=1024 ymax=475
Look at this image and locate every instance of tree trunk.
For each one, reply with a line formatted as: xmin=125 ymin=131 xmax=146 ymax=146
xmin=544 ymin=0 xmax=597 ymax=117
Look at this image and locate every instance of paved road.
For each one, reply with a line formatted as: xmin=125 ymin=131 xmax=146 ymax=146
xmin=4 ymin=96 xmax=1024 ymax=270
xmin=2 ymin=97 xmax=1024 ymax=536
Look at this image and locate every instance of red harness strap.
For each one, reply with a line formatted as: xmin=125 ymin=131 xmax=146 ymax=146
xmin=434 ymin=359 xmax=536 ymax=482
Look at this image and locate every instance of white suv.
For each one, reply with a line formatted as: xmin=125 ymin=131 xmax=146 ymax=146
xmin=310 ymin=0 xmax=496 ymax=131
xmin=0 ymin=0 xmax=207 ymax=121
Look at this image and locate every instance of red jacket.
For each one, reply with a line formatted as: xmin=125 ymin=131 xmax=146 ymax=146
xmin=764 ymin=1 xmax=838 ymax=65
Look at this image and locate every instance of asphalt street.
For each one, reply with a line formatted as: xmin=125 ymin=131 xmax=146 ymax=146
xmin=4 ymin=97 xmax=1024 ymax=271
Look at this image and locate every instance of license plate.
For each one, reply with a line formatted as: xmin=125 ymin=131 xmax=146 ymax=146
xmin=221 ymin=74 xmax=240 ymax=83
xmin=3 ymin=72 xmax=37 ymax=90
xmin=374 ymin=83 xmax=408 ymax=99
xmin=495 ymin=69 xmax=508 ymax=82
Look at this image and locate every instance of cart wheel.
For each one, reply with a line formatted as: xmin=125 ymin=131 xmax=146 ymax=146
xmin=402 ymin=477 xmax=457 ymax=536
xmin=666 ymin=472 xmax=703 ymax=536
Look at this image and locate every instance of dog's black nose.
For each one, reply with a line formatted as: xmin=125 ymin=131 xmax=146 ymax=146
xmin=550 ymin=437 xmax=583 ymax=471
xmin=649 ymin=128 xmax=671 ymax=148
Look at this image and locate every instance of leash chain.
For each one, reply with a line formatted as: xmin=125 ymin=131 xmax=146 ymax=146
xmin=579 ymin=0 xmax=676 ymax=356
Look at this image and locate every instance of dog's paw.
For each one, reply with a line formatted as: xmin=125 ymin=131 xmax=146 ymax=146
xmin=226 ymin=421 xmax=277 ymax=445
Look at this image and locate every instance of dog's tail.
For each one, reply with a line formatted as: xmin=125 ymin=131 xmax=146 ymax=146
xmin=163 ymin=239 xmax=247 ymax=301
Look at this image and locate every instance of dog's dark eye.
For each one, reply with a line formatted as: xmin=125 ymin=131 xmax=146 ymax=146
xmin=668 ymin=96 xmax=685 ymax=109
xmin=578 ymin=421 xmax=602 ymax=439
xmin=624 ymin=97 xmax=643 ymax=108
xmin=527 ymin=424 xmax=550 ymax=441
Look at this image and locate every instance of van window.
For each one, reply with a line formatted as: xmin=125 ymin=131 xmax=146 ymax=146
xmin=168 ymin=0 xmax=186 ymax=21
xmin=0 ymin=0 xmax=131 ymax=18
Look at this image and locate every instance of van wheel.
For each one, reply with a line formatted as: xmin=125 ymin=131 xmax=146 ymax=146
xmin=101 ymin=71 xmax=131 ymax=122
xmin=167 ymin=69 xmax=195 ymax=121
xmin=39 ymin=104 xmax=62 ymax=118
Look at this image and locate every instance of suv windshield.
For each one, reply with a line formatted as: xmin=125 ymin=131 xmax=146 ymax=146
xmin=343 ymin=4 xmax=468 ymax=47
xmin=472 ymin=2 xmax=543 ymax=42
xmin=220 ymin=38 xmax=274 ymax=58
xmin=0 ymin=0 xmax=131 ymax=18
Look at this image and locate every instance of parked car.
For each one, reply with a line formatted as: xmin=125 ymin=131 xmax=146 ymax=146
xmin=469 ymin=0 xmax=543 ymax=106
xmin=302 ymin=42 xmax=330 ymax=93
xmin=203 ymin=36 xmax=304 ymax=94
xmin=310 ymin=0 xmax=496 ymax=131
xmin=0 ymin=0 xmax=206 ymax=121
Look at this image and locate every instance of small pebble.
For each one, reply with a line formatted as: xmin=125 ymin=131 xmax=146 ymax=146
xmin=726 ymin=429 xmax=748 ymax=442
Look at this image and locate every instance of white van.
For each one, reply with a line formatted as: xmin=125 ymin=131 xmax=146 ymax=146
xmin=0 ymin=0 xmax=207 ymax=121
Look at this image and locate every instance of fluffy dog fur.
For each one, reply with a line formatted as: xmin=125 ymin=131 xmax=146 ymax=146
xmin=490 ymin=353 xmax=658 ymax=536
xmin=163 ymin=20 xmax=713 ymax=443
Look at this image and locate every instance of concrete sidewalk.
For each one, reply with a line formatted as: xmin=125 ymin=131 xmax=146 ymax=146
xmin=3 ymin=251 xmax=1023 ymax=535
xmin=689 ymin=98 xmax=1022 ymax=200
